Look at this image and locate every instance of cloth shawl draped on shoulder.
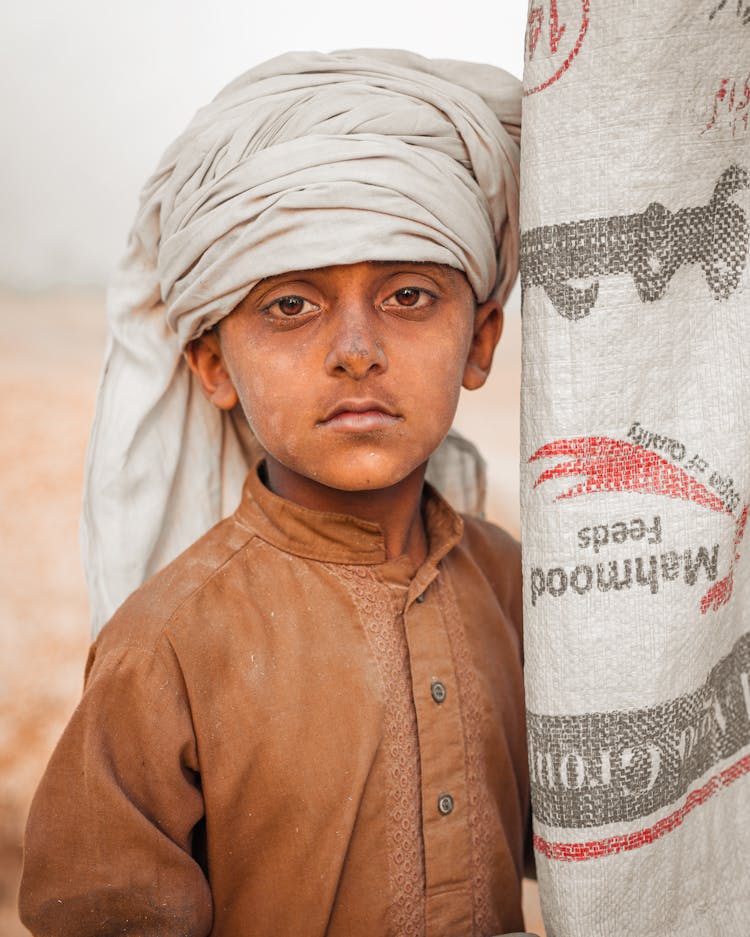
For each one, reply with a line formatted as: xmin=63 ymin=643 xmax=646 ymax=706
xmin=83 ymin=48 xmax=521 ymax=634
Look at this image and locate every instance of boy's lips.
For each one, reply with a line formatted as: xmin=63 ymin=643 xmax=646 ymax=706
xmin=318 ymin=399 xmax=402 ymax=431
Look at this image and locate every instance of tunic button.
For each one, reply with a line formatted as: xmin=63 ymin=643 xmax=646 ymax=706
xmin=430 ymin=680 xmax=447 ymax=704
xmin=415 ymin=592 xmax=426 ymax=603
xmin=437 ymin=793 xmax=454 ymax=816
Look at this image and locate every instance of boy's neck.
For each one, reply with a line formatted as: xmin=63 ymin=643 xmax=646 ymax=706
xmin=263 ymin=456 xmax=428 ymax=566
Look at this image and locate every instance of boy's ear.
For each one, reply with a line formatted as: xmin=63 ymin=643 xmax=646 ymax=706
xmin=184 ymin=332 xmax=239 ymax=411
xmin=462 ymin=299 xmax=504 ymax=391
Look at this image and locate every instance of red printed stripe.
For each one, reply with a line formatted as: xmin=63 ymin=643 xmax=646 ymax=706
xmin=534 ymin=751 xmax=750 ymax=862
xmin=530 ymin=436 xmax=731 ymax=515
xmin=701 ymin=504 xmax=748 ymax=613
xmin=524 ymin=0 xmax=591 ymax=97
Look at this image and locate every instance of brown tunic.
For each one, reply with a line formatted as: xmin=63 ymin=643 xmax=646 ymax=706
xmin=20 ymin=465 xmax=528 ymax=937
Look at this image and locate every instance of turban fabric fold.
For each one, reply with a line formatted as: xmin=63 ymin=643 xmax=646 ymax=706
xmin=83 ymin=49 xmax=521 ymax=634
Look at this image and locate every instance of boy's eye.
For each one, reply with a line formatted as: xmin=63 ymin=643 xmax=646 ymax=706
xmin=265 ymin=295 xmax=317 ymax=317
xmin=383 ymin=288 xmax=435 ymax=310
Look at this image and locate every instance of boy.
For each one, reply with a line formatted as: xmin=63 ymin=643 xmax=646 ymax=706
xmin=20 ymin=50 xmax=528 ymax=936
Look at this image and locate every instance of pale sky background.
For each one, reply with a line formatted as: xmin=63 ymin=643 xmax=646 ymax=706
xmin=1 ymin=0 xmax=527 ymax=289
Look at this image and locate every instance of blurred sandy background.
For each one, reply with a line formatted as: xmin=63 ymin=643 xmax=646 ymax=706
xmin=0 ymin=2 xmax=544 ymax=933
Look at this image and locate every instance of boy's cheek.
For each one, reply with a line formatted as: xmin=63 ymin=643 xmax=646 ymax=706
xmin=231 ymin=363 xmax=292 ymax=424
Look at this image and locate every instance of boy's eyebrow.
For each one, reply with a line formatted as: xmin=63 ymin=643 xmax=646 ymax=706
xmin=370 ymin=260 xmax=457 ymax=276
xmin=256 ymin=261 xmax=460 ymax=286
xmin=370 ymin=261 xmax=468 ymax=289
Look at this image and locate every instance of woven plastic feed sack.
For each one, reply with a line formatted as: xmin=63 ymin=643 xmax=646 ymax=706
xmin=519 ymin=3 xmax=749 ymax=935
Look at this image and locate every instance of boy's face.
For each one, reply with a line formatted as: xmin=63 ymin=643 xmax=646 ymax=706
xmin=187 ymin=261 xmax=502 ymax=501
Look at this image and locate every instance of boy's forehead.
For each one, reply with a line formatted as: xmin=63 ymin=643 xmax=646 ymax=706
xmin=251 ymin=260 xmax=469 ymax=291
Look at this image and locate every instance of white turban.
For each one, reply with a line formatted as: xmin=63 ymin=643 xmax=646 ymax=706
xmin=83 ymin=49 xmax=521 ymax=634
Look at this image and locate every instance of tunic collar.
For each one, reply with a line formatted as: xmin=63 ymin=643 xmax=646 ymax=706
xmin=233 ymin=460 xmax=464 ymax=570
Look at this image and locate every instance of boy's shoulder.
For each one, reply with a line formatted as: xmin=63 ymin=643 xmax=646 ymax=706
xmin=454 ymin=512 xmax=523 ymax=629
xmin=458 ymin=512 xmax=521 ymax=579
xmin=460 ymin=512 xmax=520 ymax=558
xmin=97 ymin=512 xmax=256 ymax=653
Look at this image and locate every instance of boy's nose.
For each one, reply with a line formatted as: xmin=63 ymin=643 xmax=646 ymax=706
xmin=324 ymin=310 xmax=387 ymax=379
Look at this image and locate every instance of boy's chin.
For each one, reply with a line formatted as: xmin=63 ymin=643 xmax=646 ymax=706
xmin=268 ymin=452 xmax=429 ymax=499
xmin=308 ymin=462 xmax=426 ymax=494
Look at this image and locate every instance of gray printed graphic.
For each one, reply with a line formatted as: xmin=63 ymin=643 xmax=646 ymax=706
xmin=528 ymin=630 xmax=750 ymax=827
xmin=520 ymin=164 xmax=749 ymax=320
xmin=709 ymin=0 xmax=750 ymax=24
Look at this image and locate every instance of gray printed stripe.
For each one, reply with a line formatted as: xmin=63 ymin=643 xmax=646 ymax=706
xmin=528 ymin=630 xmax=750 ymax=827
xmin=520 ymin=164 xmax=749 ymax=320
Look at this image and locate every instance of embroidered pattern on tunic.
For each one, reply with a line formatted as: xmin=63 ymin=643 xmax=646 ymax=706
xmin=436 ymin=573 xmax=497 ymax=935
xmin=326 ymin=564 xmax=426 ymax=937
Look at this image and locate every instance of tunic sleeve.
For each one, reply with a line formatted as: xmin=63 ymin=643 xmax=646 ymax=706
xmin=19 ymin=629 xmax=213 ymax=937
